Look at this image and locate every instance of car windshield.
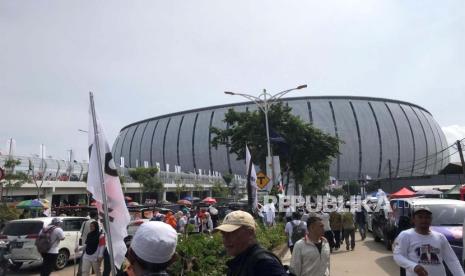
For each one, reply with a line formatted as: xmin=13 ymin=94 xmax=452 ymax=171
xmin=2 ymin=221 xmax=44 ymax=236
xmin=427 ymin=204 xmax=465 ymax=226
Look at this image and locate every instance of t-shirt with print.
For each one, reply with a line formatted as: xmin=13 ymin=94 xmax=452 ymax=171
xmin=393 ymin=229 xmax=465 ymax=276
xmin=39 ymin=226 xmax=65 ymax=254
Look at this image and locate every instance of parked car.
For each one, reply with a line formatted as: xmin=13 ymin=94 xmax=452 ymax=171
xmin=389 ymin=198 xmax=465 ymax=261
xmin=0 ymin=217 xmax=88 ymax=270
xmin=371 ymin=204 xmax=396 ymax=250
xmin=125 ymin=218 xmax=150 ymax=247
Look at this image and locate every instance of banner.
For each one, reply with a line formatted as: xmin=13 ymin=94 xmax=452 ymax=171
xmin=246 ymin=145 xmax=258 ymax=208
xmin=87 ymin=99 xmax=130 ymax=268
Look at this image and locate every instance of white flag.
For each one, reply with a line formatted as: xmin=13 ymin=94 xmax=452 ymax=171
xmin=87 ymin=103 xmax=130 ymax=268
xmin=246 ymin=145 xmax=258 ymax=208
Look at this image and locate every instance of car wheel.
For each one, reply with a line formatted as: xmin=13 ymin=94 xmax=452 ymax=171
xmin=54 ymin=249 xmax=69 ymax=270
xmin=10 ymin=262 xmax=22 ymax=271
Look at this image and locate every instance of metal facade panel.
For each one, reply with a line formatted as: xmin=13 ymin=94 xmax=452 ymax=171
xmin=129 ymin=122 xmax=148 ymax=168
xmin=401 ymin=105 xmax=427 ymax=176
xmin=414 ymin=107 xmax=437 ymax=175
xmin=309 ymin=99 xmax=338 ymax=178
xmin=121 ymin=126 xmax=137 ymax=168
xmin=210 ymin=108 xmax=230 ymax=173
xmin=386 ymin=103 xmax=414 ymax=177
xmin=178 ymin=113 xmax=196 ymax=172
xmin=331 ymin=100 xmax=360 ymax=180
xmin=286 ymin=99 xmax=311 ymax=123
xmin=163 ymin=116 xmax=182 ymax=170
xmin=351 ymin=100 xmax=380 ymax=179
xmin=193 ymin=111 xmax=212 ymax=174
xmin=139 ymin=120 xmax=158 ymax=167
xmin=369 ymin=101 xmax=399 ymax=179
xmin=112 ymin=133 xmax=123 ymax=165
xmin=151 ymin=118 xmax=168 ymax=170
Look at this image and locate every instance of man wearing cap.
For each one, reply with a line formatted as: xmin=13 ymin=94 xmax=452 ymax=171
xmin=39 ymin=217 xmax=65 ymax=276
xmin=393 ymin=206 xmax=465 ymax=276
xmin=214 ymin=210 xmax=288 ymax=276
xmin=126 ymin=221 xmax=178 ymax=276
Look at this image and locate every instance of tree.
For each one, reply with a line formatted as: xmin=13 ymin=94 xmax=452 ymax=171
xmin=222 ymin=173 xmax=233 ymax=187
xmin=211 ymin=102 xmax=339 ymax=193
xmin=29 ymin=159 xmax=47 ymax=199
xmin=128 ymin=167 xmax=163 ymax=204
xmin=212 ymin=180 xmax=229 ymax=198
xmin=0 ymin=159 xmax=29 ymax=203
xmin=341 ymin=180 xmax=361 ymax=197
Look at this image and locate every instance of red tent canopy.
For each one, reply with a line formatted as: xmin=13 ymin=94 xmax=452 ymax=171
xmin=390 ymin=187 xmax=416 ymax=199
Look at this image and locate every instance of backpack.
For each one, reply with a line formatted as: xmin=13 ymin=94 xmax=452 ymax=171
xmin=35 ymin=226 xmax=56 ymax=254
xmin=291 ymin=221 xmax=306 ymax=245
xmin=241 ymin=246 xmax=287 ymax=276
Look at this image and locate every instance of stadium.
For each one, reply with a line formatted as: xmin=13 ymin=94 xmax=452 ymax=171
xmin=112 ymin=96 xmax=449 ymax=182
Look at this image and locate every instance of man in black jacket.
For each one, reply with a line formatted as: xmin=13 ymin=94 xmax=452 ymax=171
xmin=214 ymin=210 xmax=288 ymax=276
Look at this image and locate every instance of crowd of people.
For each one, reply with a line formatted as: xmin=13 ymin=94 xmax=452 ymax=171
xmin=34 ymin=200 xmax=465 ymax=276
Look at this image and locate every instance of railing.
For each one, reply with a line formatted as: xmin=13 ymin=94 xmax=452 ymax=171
xmin=0 ymin=154 xmax=247 ymax=188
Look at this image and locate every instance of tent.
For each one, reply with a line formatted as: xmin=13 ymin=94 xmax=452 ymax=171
xmin=389 ymin=187 xmax=416 ymax=199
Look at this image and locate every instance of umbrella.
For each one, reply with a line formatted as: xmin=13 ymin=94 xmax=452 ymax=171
xmin=16 ymin=199 xmax=45 ymax=209
xmin=38 ymin=198 xmax=50 ymax=209
xmin=182 ymin=196 xmax=193 ymax=201
xmin=177 ymin=199 xmax=192 ymax=206
xmin=124 ymin=196 xmax=133 ymax=201
xmin=202 ymin=197 xmax=217 ymax=204
xmin=127 ymin=202 xmax=140 ymax=206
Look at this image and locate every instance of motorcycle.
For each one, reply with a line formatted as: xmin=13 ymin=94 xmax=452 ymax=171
xmin=0 ymin=240 xmax=13 ymax=276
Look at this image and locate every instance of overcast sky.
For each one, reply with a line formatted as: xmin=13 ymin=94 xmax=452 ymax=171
xmin=1 ymin=1 xmax=464 ymax=163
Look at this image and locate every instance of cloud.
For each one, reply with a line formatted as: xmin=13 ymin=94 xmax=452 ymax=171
xmin=442 ymin=125 xmax=465 ymax=162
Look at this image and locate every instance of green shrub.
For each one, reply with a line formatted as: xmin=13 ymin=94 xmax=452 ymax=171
xmin=0 ymin=204 xmax=20 ymax=222
xmin=169 ymin=221 xmax=286 ymax=275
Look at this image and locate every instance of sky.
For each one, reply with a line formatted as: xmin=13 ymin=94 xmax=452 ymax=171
xmin=1 ymin=1 xmax=464 ymax=163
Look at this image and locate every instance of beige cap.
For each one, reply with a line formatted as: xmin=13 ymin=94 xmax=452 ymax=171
xmin=214 ymin=210 xmax=256 ymax=232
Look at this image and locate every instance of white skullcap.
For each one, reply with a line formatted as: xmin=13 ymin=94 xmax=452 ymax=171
xmin=131 ymin=221 xmax=178 ymax=264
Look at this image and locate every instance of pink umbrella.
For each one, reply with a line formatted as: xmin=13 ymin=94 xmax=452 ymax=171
xmin=177 ymin=199 xmax=192 ymax=206
xmin=202 ymin=197 xmax=217 ymax=204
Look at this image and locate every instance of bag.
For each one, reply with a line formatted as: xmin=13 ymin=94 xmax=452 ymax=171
xmin=35 ymin=226 xmax=56 ymax=254
xmin=291 ymin=221 xmax=306 ymax=244
xmin=242 ymin=246 xmax=286 ymax=276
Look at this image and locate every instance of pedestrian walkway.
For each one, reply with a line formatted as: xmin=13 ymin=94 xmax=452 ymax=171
xmin=281 ymin=234 xmax=399 ymax=275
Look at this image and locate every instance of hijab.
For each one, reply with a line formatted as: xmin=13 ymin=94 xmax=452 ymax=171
xmin=85 ymin=221 xmax=100 ymax=255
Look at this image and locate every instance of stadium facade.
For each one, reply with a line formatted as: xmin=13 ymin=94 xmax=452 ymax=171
xmin=112 ymin=96 xmax=449 ymax=181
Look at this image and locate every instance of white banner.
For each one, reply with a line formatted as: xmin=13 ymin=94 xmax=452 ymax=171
xmin=87 ymin=103 xmax=130 ymax=268
xmin=246 ymin=145 xmax=258 ymax=208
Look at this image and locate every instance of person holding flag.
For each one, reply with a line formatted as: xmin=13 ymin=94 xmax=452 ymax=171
xmin=87 ymin=92 xmax=131 ymax=275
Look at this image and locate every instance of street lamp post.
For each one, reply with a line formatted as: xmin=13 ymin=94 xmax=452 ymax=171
xmin=224 ymin=84 xmax=307 ymax=193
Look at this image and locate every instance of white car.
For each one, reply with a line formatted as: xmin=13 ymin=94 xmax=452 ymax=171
xmin=0 ymin=216 xmax=88 ymax=270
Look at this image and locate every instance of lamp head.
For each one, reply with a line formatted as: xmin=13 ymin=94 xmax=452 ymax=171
xmin=297 ymin=84 xmax=307 ymax=89
xmin=224 ymin=91 xmax=235 ymax=95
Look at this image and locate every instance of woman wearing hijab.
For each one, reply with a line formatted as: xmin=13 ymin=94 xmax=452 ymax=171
xmin=81 ymin=221 xmax=105 ymax=276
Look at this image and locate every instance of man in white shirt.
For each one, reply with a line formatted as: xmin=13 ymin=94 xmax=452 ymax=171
xmin=290 ymin=216 xmax=330 ymax=276
xmin=39 ymin=218 xmax=65 ymax=276
xmin=393 ymin=206 xmax=465 ymax=276
xmin=285 ymin=213 xmax=307 ymax=253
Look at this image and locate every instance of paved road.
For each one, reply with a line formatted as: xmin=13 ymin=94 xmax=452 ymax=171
xmin=282 ymin=233 xmax=399 ymax=275
xmin=8 ymin=260 xmax=78 ymax=276
xmin=10 ymin=232 xmax=398 ymax=275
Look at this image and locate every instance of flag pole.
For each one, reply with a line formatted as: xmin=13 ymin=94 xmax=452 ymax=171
xmin=89 ymin=92 xmax=118 ymax=276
